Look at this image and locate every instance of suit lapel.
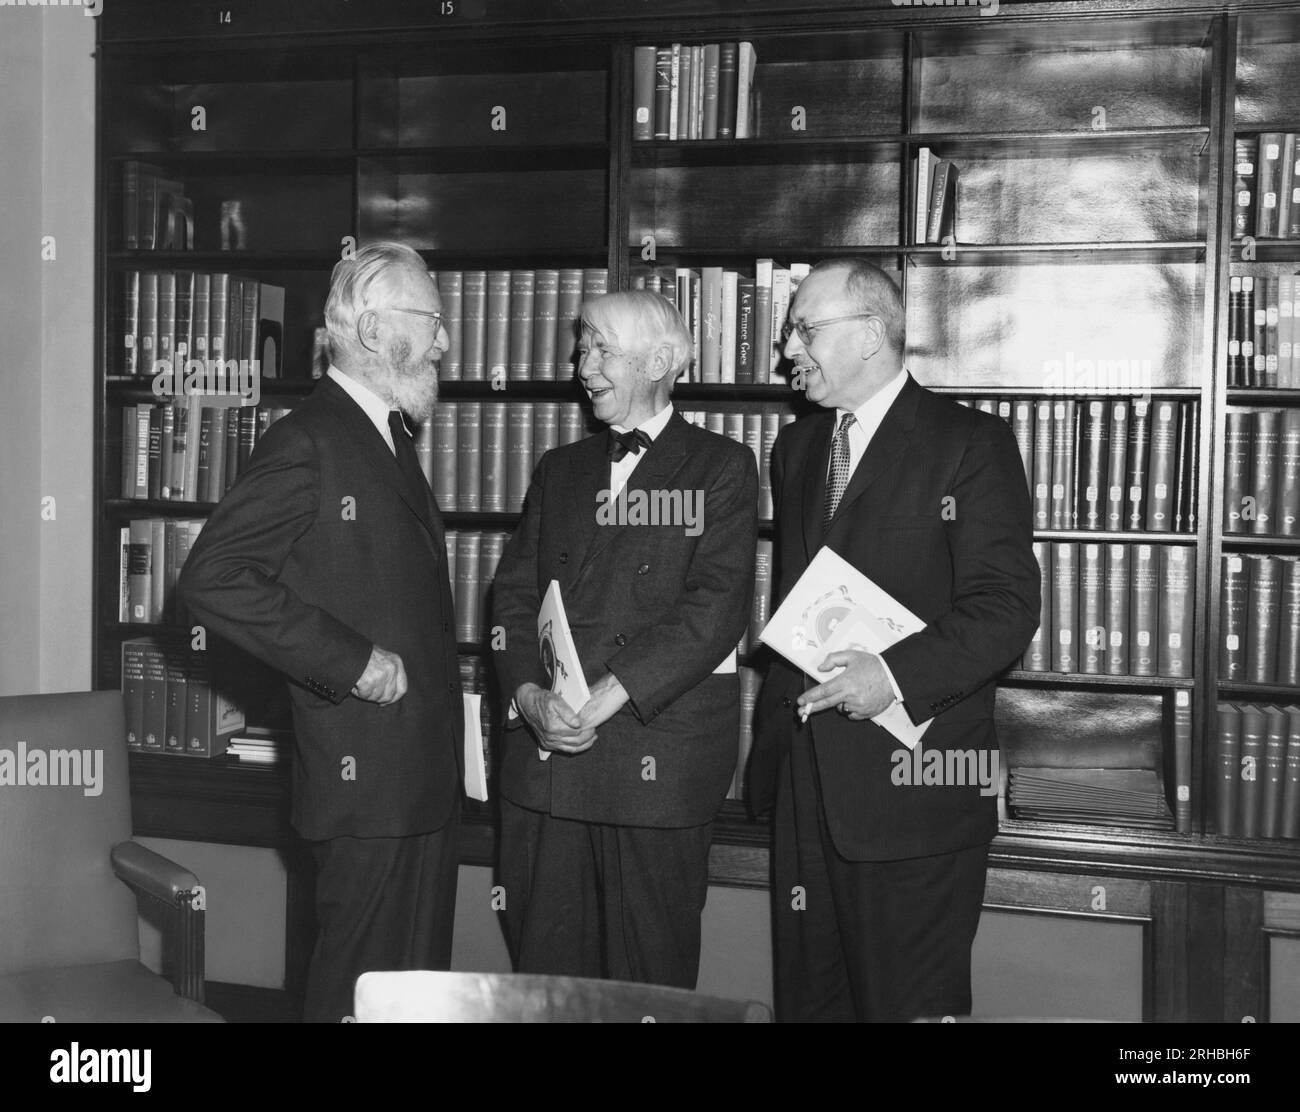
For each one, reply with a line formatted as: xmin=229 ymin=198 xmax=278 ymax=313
xmin=573 ymin=412 xmax=690 ymax=582
xmin=801 ymin=410 xmax=834 ymax=560
xmin=316 ymin=376 xmax=440 ymax=555
xmin=827 ymin=374 xmax=922 ymax=534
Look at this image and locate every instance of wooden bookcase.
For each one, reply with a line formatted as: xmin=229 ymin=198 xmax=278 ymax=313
xmin=94 ymin=0 xmax=1300 ymax=1020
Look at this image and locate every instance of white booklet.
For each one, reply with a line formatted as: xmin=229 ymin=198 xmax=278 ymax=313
xmin=535 ymin=580 xmax=591 ymax=761
xmin=759 ymin=547 xmax=933 ymax=749
xmin=463 ymin=692 xmax=488 ymax=801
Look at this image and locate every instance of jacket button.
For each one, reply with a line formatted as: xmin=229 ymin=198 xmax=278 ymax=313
xmin=781 ymin=696 xmax=792 ymax=708
xmin=637 ymin=563 xmax=650 ymax=575
xmin=559 ymin=552 xmax=568 ymax=564
xmin=615 ymin=633 xmax=627 ymax=646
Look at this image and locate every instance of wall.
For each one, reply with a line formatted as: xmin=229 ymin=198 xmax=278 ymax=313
xmin=0 ymin=5 xmax=96 ymax=697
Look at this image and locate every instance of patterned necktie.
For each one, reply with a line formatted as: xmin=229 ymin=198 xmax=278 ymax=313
xmin=823 ymin=411 xmax=856 ymax=530
xmin=607 ymin=427 xmax=652 ymax=462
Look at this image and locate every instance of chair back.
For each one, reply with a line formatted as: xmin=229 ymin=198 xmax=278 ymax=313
xmin=0 ymin=691 xmax=139 ymax=973
xmin=355 ymin=970 xmax=772 ymax=1022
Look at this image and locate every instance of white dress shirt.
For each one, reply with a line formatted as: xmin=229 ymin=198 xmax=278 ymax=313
xmin=328 ymin=365 xmax=396 ymax=455
xmin=609 ymin=401 xmax=674 ymax=496
xmin=827 ymin=367 xmax=911 ymax=705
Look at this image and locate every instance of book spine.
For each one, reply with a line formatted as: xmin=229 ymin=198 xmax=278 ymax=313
xmin=1104 ymin=543 xmax=1130 ymax=676
xmin=1125 ymin=398 xmax=1151 ymax=531
xmin=1130 ymin=544 xmax=1158 ymax=676
xmin=769 ymin=268 xmax=791 ymax=378
xmin=555 ymin=269 xmax=584 ymax=374
xmin=165 ymin=653 xmax=188 ymax=754
xmin=753 ymin=260 xmax=773 ymax=386
xmin=532 ymin=402 xmax=560 ymax=465
xmin=486 ymin=270 xmax=511 ymax=384
xmin=461 ymin=270 xmax=488 ymax=381
xmin=531 ymin=269 xmax=559 ymax=380
xmin=1173 ymin=688 xmax=1192 ymax=834
xmin=1012 ymin=399 xmax=1033 ymax=499
xmin=206 ymin=408 xmax=226 ymax=503
xmin=925 ymin=159 xmax=953 ymax=244
xmin=700 ymin=266 xmax=723 ymax=383
xmin=1219 ymin=554 xmax=1249 ymax=681
xmin=634 ymin=45 xmax=658 ymax=142
xmin=1285 ymin=709 xmax=1300 ymax=840
xmin=1079 ymin=543 xmax=1106 ymax=674
xmin=914 ymin=147 xmax=932 ymax=245
xmin=735 ymin=42 xmax=756 ymax=139
xmin=121 ymin=406 xmax=138 ymax=500
xmin=1277 ymin=557 xmax=1300 ymax=686
xmin=1022 ymin=541 xmax=1051 ymax=671
xmin=1279 ymin=409 xmax=1300 ymax=536
xmin=1032 ymin=400 xmax=1052 ymax=531
xmin=561 ymin=402 xmax=585 ymax=445
xmin=736 ymin=277 xmax=755 ymax=384
xmin=1078 ymin=399 xmax=1108 ymax=531
xmin=1145 ymin=399 xmax=1177 ymax=531
xmin=751 ymin=538 xmax=773 ymax=655
xmin=1233 ymin=136 xmax=1257 ymax=237
xmin=1223 ymin=409 xmax=1253 ymax=533
xmin=720 ymin=270 xmax=738 ymax=384
xmin=223 ymin=408 xmax=240 ymax=494
xmin=456 ymin=401 xmax=483 ymax=512
xmin=122 ymin=270 xmax=140 ymax=377
xmin=1267 ymin=271 xmax=1281 ymax=388
xmin=1051 ymin=541 xmax=1078 ymax=673
xmin=759 ymin=412 xmax=780 ymax=522
xmin=141 ymin=639 xmax=167 ymax=751
xmin=1217 ymin=703 xmax=1242 ymax=836
xmin=437 ymin=270 xmax=463 ymax=381
xmin=121 ymin=639 xmax=146 ymax=749
xmin=1175 ymin=400 xmax=1198 ymax=534
xmin=1158 ymin=545 xmax=1194 ymax=678
xmin=1257 ymin=133 xmax=1284 ymax=237
xmin=455 ymin=532 xmax=481 ymax=643
xmin=477 ymin=533 xmax=505 ymax=648
xmin=1246 ymin=555 xmax=1281 ymax=683
xmin=1282 ymin=275 xmax=1296 ymax=389
xmin=717 ymin=42 xmax=738 ymax=139
xmin=1249 ymin=408 xmax=1280 ymax=534
xmin=1263 ymin=705 xmax=1288 ymax=839
xmin=1227 ymin=275 xmax=1244 ymax=386
xmin=432 ymin=401 xmax=458 ymax=511
xmin=159 ymin=405 xmax=176 ymax=499
xmin=208 ymin=273 xmax=230 ymax=371
xmin=668 ymin=43 xmax=682 ymax=141
xmin=481 ymin=401 xmax=508 ymax=513
xmin=1239 ymin=704 xmax=1268 ymax=838
xmin=507 ymin=402 xmax=534 ymax=513
xmin=508 ymin=269 xmax=535 ymax=382
xmin=1105 ymin=400 xmax=1129 ymax=531
xmin=702 ymin=43 xmax=721 ymax=140
xmin=1049 ymin=400 xmax=1076 ymax=530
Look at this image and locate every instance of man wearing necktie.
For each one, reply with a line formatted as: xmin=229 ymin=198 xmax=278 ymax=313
xmin=178 ymin=241 xmax=463 ymax=1021
xmin=492 ymin=290 xmax=758 ymax=987
xmin=748 ymin=259 xmax=1039 ymax=1022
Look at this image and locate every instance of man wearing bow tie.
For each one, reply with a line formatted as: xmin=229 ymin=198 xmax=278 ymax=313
xmin=492 ymin=290 xmax=758 ymax=987
xmin=178 ymin=241 xmax=463 ymax=1021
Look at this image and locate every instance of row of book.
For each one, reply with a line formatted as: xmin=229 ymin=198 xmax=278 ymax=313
xmin=121 ymin=638 xmax=244 ymax=757
xmin=120 ymin=403 xmax=292 ymax=503
xmin=633 ymin=42 xmax=758 ymax=142
xmin=1214 ymin=702 xmax=1300 ymax=840
xmin=1231 ymin=135 xmax=1300 ymax=240
xmin=913 ymin=149 xmax=958 ymax=245
xmin=1224 ymin=274 xmax=1300 ymax=389
xmin=122 ymin=160 xmax=194 ymax=252
xmin=431 ymin=269 xmax=607 ymax=382
xmin=1022 ymin=542 xmax=1196 ymax=678
xmin=118 ymin=518 xmax=204 ymax=625
xmin=972 ymin=397 xmax=1199 ymax=535
xmin=1218 ymin=554 xmax=1300 ymax=687
xmin=631 ymin=260 xmax=808 ymax=383
xmin=447 ymin=531 xmax=508 ymax=644
xmin=1223 ymin=408 xmax=1300 ymax=536
xmin=1008 ymin=766 xmax=1174 ymax=830
xmin=121 ymin=270 xmax=285 ymax=379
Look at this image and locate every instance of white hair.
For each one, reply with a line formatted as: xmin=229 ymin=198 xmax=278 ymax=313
xmin=324 ymin=240 xmax=427 ymax=358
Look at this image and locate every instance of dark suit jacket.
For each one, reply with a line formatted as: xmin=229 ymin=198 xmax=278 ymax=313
xmin=492 ymin=411 xmax=759 ymax=828
xmin=749 ymin=374 xmax=1039 ymax=861
xmin=177 ymin=374 xmax=463 ymax=842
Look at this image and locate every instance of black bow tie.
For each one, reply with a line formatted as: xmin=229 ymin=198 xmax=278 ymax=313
xmin=607 ymin=427 xmax=652 ymax=462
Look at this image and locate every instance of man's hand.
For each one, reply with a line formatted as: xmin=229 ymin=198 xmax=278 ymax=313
xmin=351 ymin=645 xmax=408 ymax=705
xmin=517 ymin=682 xmax=598 ymax=754
xmin=576 ymin=672 xmax=630 ymax=732
xmin=796 ymin=650 xmax=896 ymax=722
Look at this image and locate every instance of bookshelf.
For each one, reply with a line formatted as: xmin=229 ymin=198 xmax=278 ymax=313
xmin=94 ymin=0 xmax=1300 ymax=1020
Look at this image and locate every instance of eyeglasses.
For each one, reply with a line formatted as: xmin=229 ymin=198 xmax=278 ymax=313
xmin=780 ymin=313 xmax=876 ymax=346
xmin=384 ymin=306 xmax=444 ymax=331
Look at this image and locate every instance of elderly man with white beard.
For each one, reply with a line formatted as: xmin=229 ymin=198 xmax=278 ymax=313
xmin=178 ymin=240 xmax=464 ymax=1022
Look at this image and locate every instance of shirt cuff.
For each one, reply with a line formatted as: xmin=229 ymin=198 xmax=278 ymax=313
xmin=875 ymin=654 xmax=904 ymax=704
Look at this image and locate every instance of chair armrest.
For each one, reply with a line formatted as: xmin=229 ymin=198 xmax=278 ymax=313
xmin=111 ymin=840 xmax=200 ymax=903
xmin=110 ymin=840 xmax=207 ymax=1004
